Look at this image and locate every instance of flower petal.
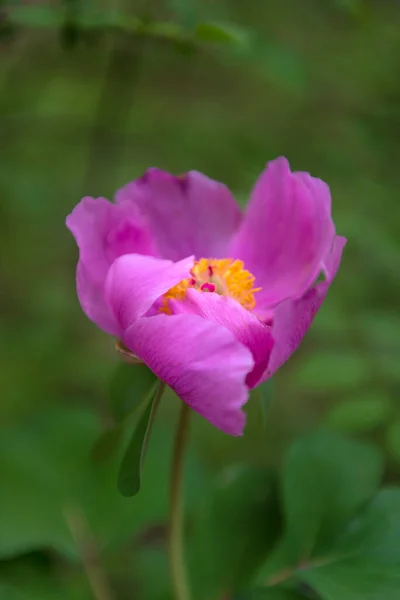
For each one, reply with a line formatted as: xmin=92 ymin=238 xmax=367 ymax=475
xmin=105 ymin=254 xmax=194 ymax=331
xmin=115 ymin=168 xmax=242 ymax=261
xmin=123 ymin=314 xmax=254 ymax=435
xmin=229 ymin=157 xmax=335 ymax=308
xmin=263 ymin=235 xmax=347 ymax=380
xmin=66 ymin=196 xmax=155 ymax=335
xmin=169 ymin=290 xmax=273 ymax=388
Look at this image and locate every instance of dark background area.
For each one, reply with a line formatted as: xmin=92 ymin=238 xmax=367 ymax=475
xmin=0 ymin=1 xmax=399 ymax=598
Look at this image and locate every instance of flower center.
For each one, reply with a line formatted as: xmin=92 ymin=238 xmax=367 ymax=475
xmin=162 ymin=258 xmax=261 ymax=313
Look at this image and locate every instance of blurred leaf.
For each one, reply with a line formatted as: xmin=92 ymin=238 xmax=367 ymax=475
xmin=303 ymin=561 xmax=400 ymax=600
xmin=358 ymin=311 xmax=400 ymax=351
xmin=258 ymin=431 xmax=383 ymax=583
xmin=109 ymin=362 xmax=157 ymax=423
xmin=91 ymin=426 xmax=122 ymax=463
xmin=386 ymin=418 xmax=400 ymax=463
xmin=117 ymin=383 xmax=162 ymax=497
xmin=378 ymin=356 xmax=400 ymax=384
xmin=190 ymin=466 xmax=282 ymax=599
xmin=195 ymin=22 xmax=250 ymax=47
xmin=304 ymin=496 xmax=400 ymax=600
xmin=280 ymin=431 xmax=383 ymax=562
xmin=0 ymin=555 xmax=90 ymax=600
xmin=167 ymin=0 xmax=199 ymax=28
xmin=294 ymin=352 xmax=368 ymax=392
xmin=0 ymin=587 xmax=28 ymax=600
xmin=325 ymin=392 xmax=392 ymax=433
xmin=7 ymin=6 xmax=64 ymax=27
xmin=259 ymin=454 xmax=398 ymax=599
xmin=233 ymin=589 xmax=304 ymax=600
xmin=331 ymin=488 xmax=400 ymax=561
xmin=257 ymin=380 xmax=275 ymax=428
xmin=61 ymin=22 xmax=80 ymax=49
xmin=334 ymin=0 xmax=365 ymax=18
xmin=133 ymin=546 xmax=171 ymax=600
xmin=137 ymin=20 xmax=188 ymax=42
xmin=0 ymin=407 xmax=206 ymax=560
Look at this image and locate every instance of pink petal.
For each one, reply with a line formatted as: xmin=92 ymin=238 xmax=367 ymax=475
xmin=229 ymin=157 xmax=336 ymax=309
xmin=66 ymin=196 xmax=155 ymax=335
xmin=105 ymin=254 xmax=194 ymax=331
xmin=169 ymin=290 xmax=273 ymax=388
xmin=115 ymin=168 xmax=242 ymax=261
xmin=123 ymin=314 xmax=254 ymax=435
xmin=263 ymin=235 xmax=347 ymax=380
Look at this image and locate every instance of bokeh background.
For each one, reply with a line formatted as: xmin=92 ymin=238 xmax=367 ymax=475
xmin=1 ymin=1 xmax=400 ymax=599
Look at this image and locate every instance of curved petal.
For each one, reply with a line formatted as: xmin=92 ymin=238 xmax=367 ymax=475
xmin=115 ymin=168 xmax=242 ymax=261
xmin=229 ymin=157 xmax=335 ymax=308
xmin=123 ymin=314 xmax=254 ymax=435
xmin=262 ymin=235 xmax=346 ymax=380
xmin=105 ymin=254 xmax=194 ymax=331
xmin=169 ymin=290 xmax=273 ymax=388
xmin=66 ymin=196 xmax=156 ymax=335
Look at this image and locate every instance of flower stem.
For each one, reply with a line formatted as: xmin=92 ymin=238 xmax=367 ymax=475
xmin=168 ymin=401 xmax=192 ymax=600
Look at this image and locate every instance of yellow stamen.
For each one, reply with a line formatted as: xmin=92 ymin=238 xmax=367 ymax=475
xmin=161 ymin=258 xmax=261 ymax=314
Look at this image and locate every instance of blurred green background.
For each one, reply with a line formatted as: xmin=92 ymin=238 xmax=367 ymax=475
xmin=1 ymin=0 xmax=400 ymax=599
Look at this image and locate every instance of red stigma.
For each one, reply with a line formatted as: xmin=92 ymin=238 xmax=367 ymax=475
xmin=200 ymin=282 xmax=216 ymax=293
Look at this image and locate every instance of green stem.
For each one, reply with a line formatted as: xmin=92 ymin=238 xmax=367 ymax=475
xmin=168 ymin=401 xmax=192 ymax=600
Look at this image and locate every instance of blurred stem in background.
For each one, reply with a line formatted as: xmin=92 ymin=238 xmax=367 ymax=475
xmin=64 ymin=506 xmax=116 ymax=600
xmin=169 ymin=401 xmax=192 ymax=600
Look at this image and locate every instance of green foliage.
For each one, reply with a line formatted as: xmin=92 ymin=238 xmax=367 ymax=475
xmin=325 ymin=392 xmax=392 ymax=433
xmin=0 ymin=587 xmax=28 ymax=600
xmin=109 ymin=362 xmax=157 ymax=423
xmin=386 ymin=418 xmax=400 ymax=464
xmin=6 ymin=6 xmax=64 ymax=27
xmin=257 ymin=380 xmax=275 ymax=428
xmin=195 ymin=22 xmax=250 ymax=46
xmin=233 ymin=589 xmax=304 ymax=600
xmin=294 ymin=353 xmax=369 ymax=392
xmin=0 ymin=407 xmax=206 ymax=561
xmin=256 ymin=434 xmax=400 ymax=600
xmin=117 ymin=383 xmax=162 ymax=497
xmin=1 ymin=0 xmax=400 ymax=597
xmin=189 ymin=466 xmax=282 ymax=599
xmin=277 ymin=431 xmax=383 ymax=563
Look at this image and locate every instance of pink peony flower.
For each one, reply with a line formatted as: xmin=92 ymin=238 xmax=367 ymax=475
xmin=66 ymin=157 xmax=346 ymax=435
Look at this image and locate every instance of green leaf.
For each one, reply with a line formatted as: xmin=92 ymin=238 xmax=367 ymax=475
xmin=325 ymin=392 xmax=392 ymax=433
xmin=190 ymin=466 xmax=282 ymax=599
xmin=334 ymin=0 xmax=365 ymax=18
xmin=167 ymin=0 xmax=199 ymax=27
xmin=109 ymin=361 xmax=157 ymax=423
xmin=294 ymin=352 xmax=368 ymax=392
xmin=257 ymin=380 xmax=275 ymax=428
xmin=233 ymin=589 xmax=304 ymax=600
xmin=262 ymin=43 xmax=306 ymax=91
xmin=117 ymin=383 xmax=163 ymax=497
xmin=0 ymin=587 xmax=28 ymax=600
xmin=332 ymin=488 xmax=400 ymax=562
xmin=91 ymin=426 xmax=122 ymax=463
xmin=0 ymin=556 xmax=90 ymax=600
xmin=259 ymin=431 xmax=383 ymax=582
xmin=386 ymin=418 xmax=400 ymax=463
xmin=0 ymin=406 xmax=206 ymax=560
xmin=282 ymin=432 xmax=383 ymax=561
xmin=195 ymin=22 xmax=250 ymax=46
xmin=7 ymin=7 xmax=64 ymax=27
xmin=285 ymin=488 xmax=400 ymax=600
xmin=303 ymin=560 xmax=400 ymax=600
